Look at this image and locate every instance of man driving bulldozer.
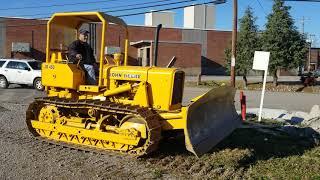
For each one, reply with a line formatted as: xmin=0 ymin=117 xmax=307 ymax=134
xmin=68 ymin=29 xmax=98 ymax=85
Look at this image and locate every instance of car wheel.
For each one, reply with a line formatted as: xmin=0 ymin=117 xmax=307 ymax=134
xmin=33 ymin=78 xmax=43 ymax=91
xmin=0 ymin=76 xmax=8 ymax=89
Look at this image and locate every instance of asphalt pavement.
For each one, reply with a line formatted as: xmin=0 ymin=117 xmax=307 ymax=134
xmin=183 ymin=87 xmax=319 ymax=112
xmin=185 ymin=75 xmax=300 ymax=82
xmin=0 ymin=85 xmax=318 ymax=112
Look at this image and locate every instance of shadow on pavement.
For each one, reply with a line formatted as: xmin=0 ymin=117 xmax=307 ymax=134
xmin=8 ymin=84 xmax=35 ymax=89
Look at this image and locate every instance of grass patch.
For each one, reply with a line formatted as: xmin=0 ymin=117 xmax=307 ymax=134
xmin=244 ymin=116 xmax=288 ymax=126
xmin=151 ymin=168 xmax=163 ymax=179
xmin=246 ymin=154 xmax=320 ymax=179
xmin=213 ymin=128 xmax=319 ymax=178
xmin=148 ymin=124 xmax=320 ymax=179
xmin=185 ymin=80 xmax=320 ymax=93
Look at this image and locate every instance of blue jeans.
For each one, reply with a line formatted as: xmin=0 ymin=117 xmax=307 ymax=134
xmin=83 ymin=64 xmax=96 ymax=85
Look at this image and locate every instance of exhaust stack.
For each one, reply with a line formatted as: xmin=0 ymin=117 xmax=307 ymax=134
xmin=153 ymin=24 xmax=162 ymax=67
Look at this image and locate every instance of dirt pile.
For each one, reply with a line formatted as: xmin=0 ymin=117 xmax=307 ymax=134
xmin=303 ymin=105 xmax=320 ymax=133
xmin=303 ymin=117 xmax=320 ymax=134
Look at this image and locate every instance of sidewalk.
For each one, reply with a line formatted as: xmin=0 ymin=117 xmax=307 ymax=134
xmin=183 ymin=87 xmax=320 ymax=112
xmin=185 ymin=75 xmax=300 ymax=82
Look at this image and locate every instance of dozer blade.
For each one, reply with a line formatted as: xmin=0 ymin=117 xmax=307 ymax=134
xmin=184 ymin=86 xmax=241 ymax=157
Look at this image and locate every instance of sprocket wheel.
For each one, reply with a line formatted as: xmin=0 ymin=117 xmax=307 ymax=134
xmin=38 ymin=105 xmax=59 ymax=123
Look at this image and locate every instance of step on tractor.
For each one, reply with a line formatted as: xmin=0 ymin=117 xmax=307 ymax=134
xmin=26 ymin=12 xmax=240 ymax=157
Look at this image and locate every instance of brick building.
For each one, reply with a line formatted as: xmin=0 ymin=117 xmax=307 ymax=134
xmin=306 ymin=48 xmax=320 ymax=71
xmin=0 ymin=17 xmax=47 ymax=60
xmin=0 ymin=17 xmax=232 ymax=75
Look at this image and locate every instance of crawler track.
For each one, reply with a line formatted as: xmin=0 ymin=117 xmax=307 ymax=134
xmin=26 ymin=97 xmax=162 ymax=157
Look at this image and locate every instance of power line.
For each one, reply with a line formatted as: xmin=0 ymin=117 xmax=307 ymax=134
xmin=108 ymin=0 xmax=196 ymax=13
xmin=117 ymin=0 xmax=225 ymax=17
xmin=256 ymin=0 xmax=267 ymax=15
xmin=299 ymin=16 xmax=311 ymax=35
xmin=281 ymin=0 xmax=320 ymax=2
xmin=3 ymin=0 xmax=225 ymax=28
xmin=0 ymin=0 xmax=119 ymax=11
xmin=12 ymin=0 xmax=195 ymax=18
xmin=9 ymin=0 xmax=178 ymax=17
xmin=268 ymin=0 xmax=320 ymax=2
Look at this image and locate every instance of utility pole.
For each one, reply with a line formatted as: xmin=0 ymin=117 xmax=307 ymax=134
xmin=230 ymin=0 xmax=237 ymax=87
xmin=308 ymin=34 xmax=315 ymax=71
xmin=300 ymin=16 xmax=310 ymax=36
xmin=302 ymin=16 xmax=305 ymax=35
xmin=299 ymin=16 xmax=309 ymax=74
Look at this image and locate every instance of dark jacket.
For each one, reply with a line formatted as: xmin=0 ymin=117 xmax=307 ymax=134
xmin=68 ymin=40 xmax=96 ymax=65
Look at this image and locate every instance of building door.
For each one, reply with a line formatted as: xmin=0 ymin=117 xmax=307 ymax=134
xmin=146 ymin=48 xmax=150 ymax=66
xmin=138 ymin=47 xmax=151 ymax=67
xmin=139 ymin=48 xmax=144 ymax=66
xmin=310 ymin=64 xmax=316 ymax=71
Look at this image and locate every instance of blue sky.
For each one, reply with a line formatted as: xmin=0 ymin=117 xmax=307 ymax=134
xmin=1 ymin=0 xmax=319 ymax=46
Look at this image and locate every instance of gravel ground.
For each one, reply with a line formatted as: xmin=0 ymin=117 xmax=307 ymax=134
xmin=0 ymin=87 xmax=241 ymax=179
xmin=0 ymin=85 xmax=319 ymax=179
xmin=0 ymin=86 xmax=178 ymax=179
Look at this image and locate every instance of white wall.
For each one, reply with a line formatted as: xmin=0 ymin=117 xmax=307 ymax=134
xmin=145 ymin=12 xmax=175 ymax=28
xmin=205 ymin=5 xmax=216 ymax=29
xmin=184 ymin=5 xmax=216 ymax=29
xmin=184 ymin=6 xmax=195 ymax=29
xmin=145 ymin=13 xmax=152 ymax=26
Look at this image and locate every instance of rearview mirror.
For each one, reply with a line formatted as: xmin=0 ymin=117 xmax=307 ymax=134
xmin=24 ymin=67 xmax=31 ymax=71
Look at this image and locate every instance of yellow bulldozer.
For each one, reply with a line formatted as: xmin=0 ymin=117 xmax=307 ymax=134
xmin=26 ymin=12 xmax=240 ymax=157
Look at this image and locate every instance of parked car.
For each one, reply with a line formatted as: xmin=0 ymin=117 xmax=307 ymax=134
xmin=313 ymin=69 xmax=320 ymax=78
xmin=0 ymin=59 xmax=43 ymax=90
xmin=300 ymin=69 xmax=319 ymax=86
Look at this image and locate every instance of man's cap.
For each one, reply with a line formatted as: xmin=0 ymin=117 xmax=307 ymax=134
xmin=79 ymin=29 xmax=89 ymax=35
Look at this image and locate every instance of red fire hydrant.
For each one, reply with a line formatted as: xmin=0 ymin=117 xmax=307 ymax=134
xmin=240 ymin=91 xmax=246 ymax=121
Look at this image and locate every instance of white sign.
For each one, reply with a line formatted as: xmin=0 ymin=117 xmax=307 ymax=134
xmin=105 ymin=46 xmax=121 ymax=55
xmin=12 ymin=42 xmax=30 ymax=52
xmin=231 ymin=57 xmax=235 ymax=67
xmin=253 ymin=51 xmax=270 ymax=71
xmin=252 ymin=51 xmax=270 ymax=122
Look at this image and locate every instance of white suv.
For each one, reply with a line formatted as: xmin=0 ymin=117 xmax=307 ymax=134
xmin=0 ymin=59 xmax=43 ymax=90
